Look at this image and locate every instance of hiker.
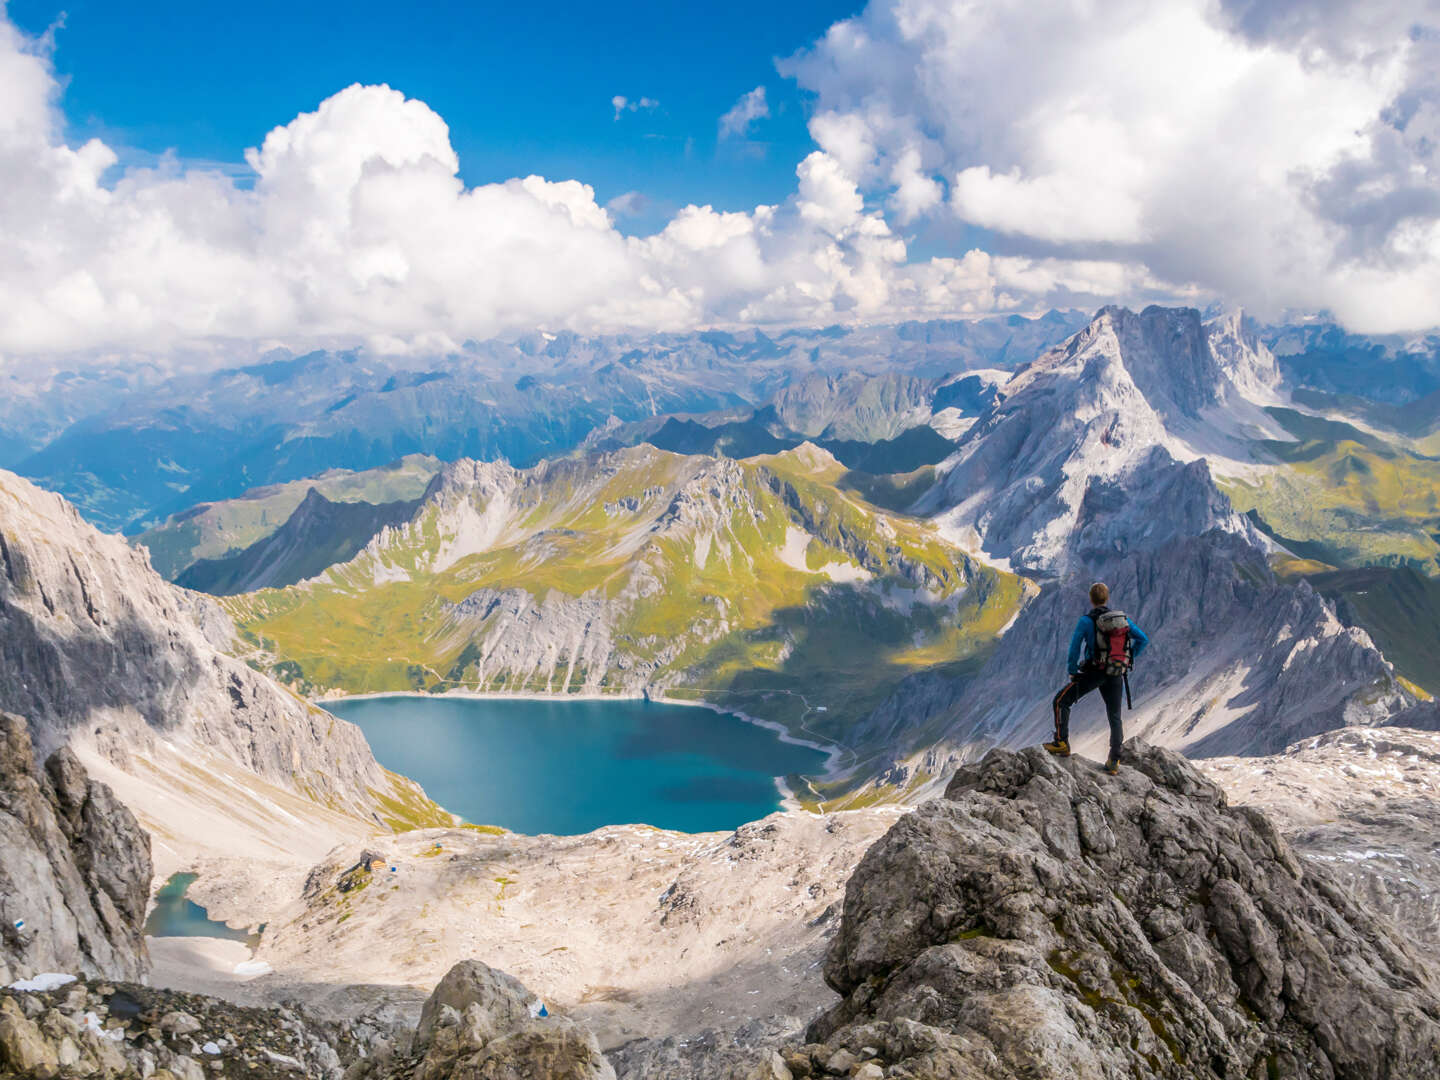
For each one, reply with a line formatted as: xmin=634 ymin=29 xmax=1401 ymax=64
xmin=1044 ymin=581 xmax=1149 ymax=775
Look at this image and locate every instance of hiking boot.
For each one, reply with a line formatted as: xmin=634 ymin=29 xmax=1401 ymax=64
xmin=1043 ymin=739 xmax=1070 ymax=757
xmin=1103 ymin=756 xmax=1120 ymax=775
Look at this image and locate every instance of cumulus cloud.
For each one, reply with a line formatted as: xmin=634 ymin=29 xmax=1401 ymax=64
xmin=611 ymin=94 xmax=658 ymax=120
xmin=2 ymin=2 xmax=1433 ymax=367
xmin=719 ymin=86 xmax=769 ymax=138
xmin=783 ymin=0 xmax=1440 ymax=333
xmin=2 ymin=11 xmax=1113 ymax=363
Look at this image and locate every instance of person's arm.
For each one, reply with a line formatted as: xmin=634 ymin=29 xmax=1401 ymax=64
xmin=1128 ymin=619 xmax=1150 ymax=659
xmin=1067 ymin=617 xmax=1089 ymax=675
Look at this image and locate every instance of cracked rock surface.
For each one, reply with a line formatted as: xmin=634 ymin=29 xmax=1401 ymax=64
xmin=798 ymin=740 xmax=1440 ymax=1080
xmin=0 ymin=711 xmax=151 ymax=987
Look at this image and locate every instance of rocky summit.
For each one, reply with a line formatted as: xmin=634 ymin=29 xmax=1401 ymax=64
xmin=796 ymin=741 xmax=1440 ymax=1080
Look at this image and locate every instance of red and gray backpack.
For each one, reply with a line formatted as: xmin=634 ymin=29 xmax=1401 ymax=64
xmin=1091 ymin=607 xmax=1133 ymax=676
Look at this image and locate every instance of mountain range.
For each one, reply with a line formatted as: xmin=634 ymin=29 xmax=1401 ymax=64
xmin=100 ymin=304 xmax=1437 ymax=806
xmin=3 ymin=314 xmax=1088 ymax=534
xmin=6 ymin=301 xmax=1440 ymax=1078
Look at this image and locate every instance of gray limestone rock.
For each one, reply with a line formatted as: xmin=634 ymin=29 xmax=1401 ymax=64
xmin=803 ymin=740 xmax=1440 ymax=1079
xmin=351 ymin=960 xmax=615 ymax=1080
xmin=0 ymin=711 xmax=151 ymax=985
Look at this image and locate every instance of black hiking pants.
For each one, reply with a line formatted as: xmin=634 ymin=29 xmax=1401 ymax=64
xmin=1053 ymin=670 xmax=1124 ymax=759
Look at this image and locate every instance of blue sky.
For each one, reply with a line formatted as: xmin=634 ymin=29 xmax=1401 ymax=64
xmin=9 ymin=0 xmax=862 ymax=234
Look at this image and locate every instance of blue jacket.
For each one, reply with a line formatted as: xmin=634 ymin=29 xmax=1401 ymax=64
xmin=1067 ymin=609 xmax=1149 ymax=676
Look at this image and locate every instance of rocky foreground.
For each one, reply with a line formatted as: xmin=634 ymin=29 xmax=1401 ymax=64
xmin=8 ymin=736 xmax=1440 ymax=1079
xmin=793 ymin=742 xmax=1440 ymax=1080
xmin=0 ymin=958 xmax=612 ymax=1080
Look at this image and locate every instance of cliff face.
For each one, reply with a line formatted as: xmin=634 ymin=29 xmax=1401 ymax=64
xmin=0 ymin=468 xmax=395 ymax=819
xmin=0 ymin=712 xmax=151 ymax=986
xmin=798 ymin=742 xmax=1440 ymax=1080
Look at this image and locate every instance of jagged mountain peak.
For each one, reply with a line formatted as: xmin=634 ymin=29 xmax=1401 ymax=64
xmin=1205 ymin=307 xmax=1283 ymax=401
xmin=924 ymin=305 xmax=1276 ymax=574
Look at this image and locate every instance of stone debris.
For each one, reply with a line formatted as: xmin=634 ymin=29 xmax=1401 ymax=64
xmin=0 ymin=958 xmax=611 ymax=1080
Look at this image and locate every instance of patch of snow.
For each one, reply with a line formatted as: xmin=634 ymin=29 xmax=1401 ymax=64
xmin=82 ymin=1012 xmax=124 ymax=1041
xmin=776 ymin=526 xmax=815 ymax=573
xmin=8 ymin=972 xmax=76 ymax=992
xmin=234 ymin=959 xmax=274 ymax=977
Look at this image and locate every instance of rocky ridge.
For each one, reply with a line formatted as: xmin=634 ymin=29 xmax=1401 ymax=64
xmin=175 ymin=488 xmax=423 ymax=596
xmin=798 ymin=741 xmax=1440 ymax=1080
xmin=0 ymin=713 xmax=150 ymax=988
xmin=0 ymin=467 xmax=428 ymax=824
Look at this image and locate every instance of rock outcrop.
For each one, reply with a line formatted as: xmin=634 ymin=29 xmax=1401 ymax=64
xmin=403 ymin=960 xmax=614 ymax=1080
xmin=0 ymin=712 xmax=151 ymax=986
xmin=800 ymin=741 xmax=1440 ymax=1079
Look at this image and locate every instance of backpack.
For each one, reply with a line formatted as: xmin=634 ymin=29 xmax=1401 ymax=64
xmin=1091 ymin=608 xmax=1133 ymax=676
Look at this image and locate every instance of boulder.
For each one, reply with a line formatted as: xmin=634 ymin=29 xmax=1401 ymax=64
xmin=803 ymin=741 xmax=1440 ymax=1080
xmin=408 ymin=960 xmax=614 ymax=1080
xmin=0 ymin=996 xmax=59 ymax=1074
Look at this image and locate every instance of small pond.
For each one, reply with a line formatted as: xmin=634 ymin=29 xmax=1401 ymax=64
xmin=144 ymin=873 xmax=259 ymax=944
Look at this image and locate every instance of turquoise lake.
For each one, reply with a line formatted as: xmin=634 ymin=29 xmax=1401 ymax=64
xmin=144 ymin=873 xmax=257 ymax=942
xmin=327 ymin=696 xmax=829 ymax=835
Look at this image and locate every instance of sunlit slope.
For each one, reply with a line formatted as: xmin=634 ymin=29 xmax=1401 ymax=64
xmin=224 ymin=445 xmax=1023 ymax=742
xmin=1219 ymin=409 xmax=1440 ymax=572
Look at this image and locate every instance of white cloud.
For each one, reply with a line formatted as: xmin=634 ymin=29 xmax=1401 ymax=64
xmin=782 ymin=0 xmax=1440 ymax=333
xmin=719 ymin=86 xmax=770 ymax=139
xmin=1 ymin=12 xmax=1098 ymax=363
xmin=612 ymin=94 xmax=659 ymax=120
xmin=605 ymin=190 xmax=649 ymax=217
xmin=2 ymin=2 xmax=1434 ymax=369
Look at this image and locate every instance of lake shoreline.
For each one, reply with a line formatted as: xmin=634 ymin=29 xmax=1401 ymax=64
xmin=322 ymin=687 xmax=849 ymax=810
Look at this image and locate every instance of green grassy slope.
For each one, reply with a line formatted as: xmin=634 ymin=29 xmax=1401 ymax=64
xmin=1276 ymin=562 xmax=1440 ymax=698
xmin=225 ymin=445 xmax=1024 ymax=747
xmin=135 ymin=454 xmax=440 ymax=580
xmin=1220 ymin=409 xmax=1440 ymax=572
